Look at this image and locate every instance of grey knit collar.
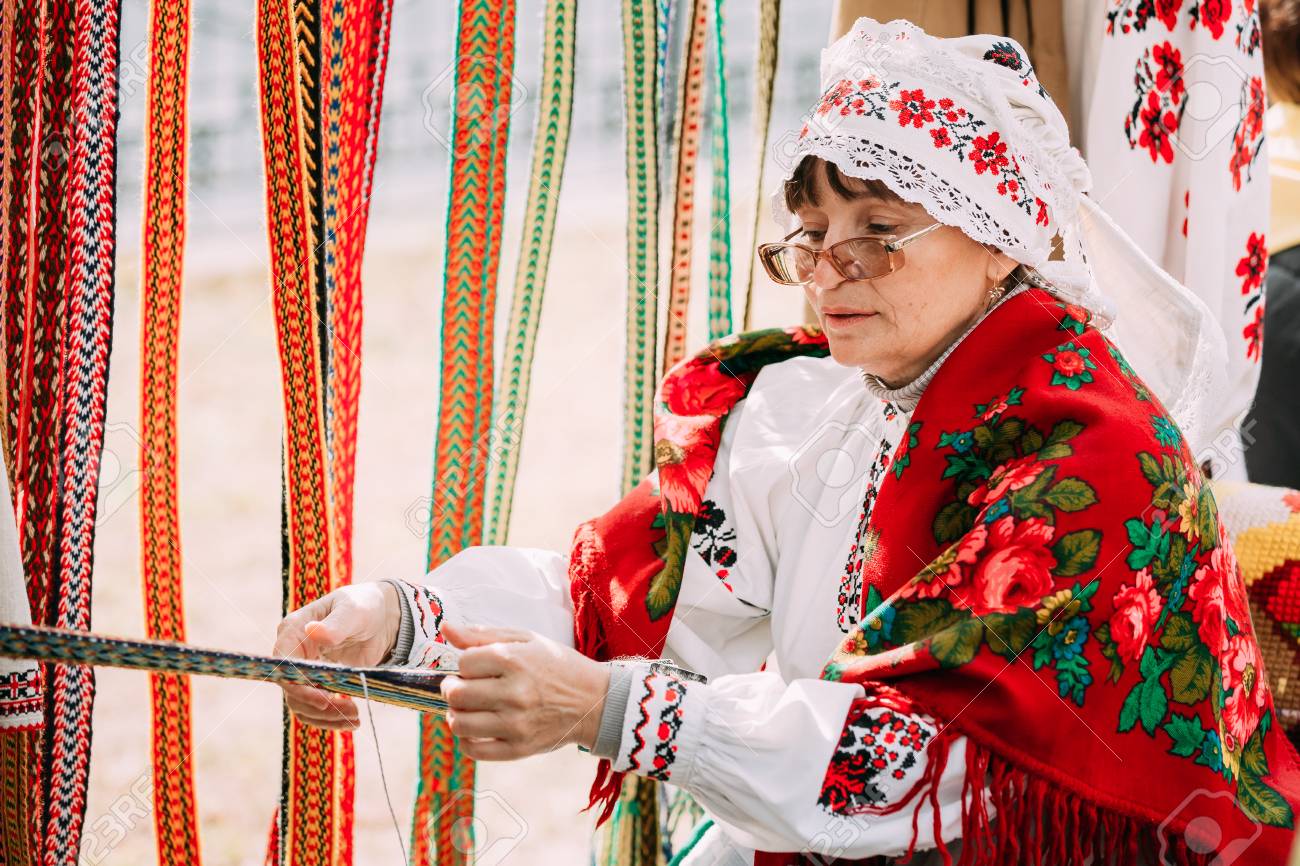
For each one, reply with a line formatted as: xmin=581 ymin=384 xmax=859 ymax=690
xmin=858 ymin=283 xmax=1030 ymax=413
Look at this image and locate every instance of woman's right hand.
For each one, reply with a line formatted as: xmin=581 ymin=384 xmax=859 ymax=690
xmin=273 ymin=580 xmax=402 ymax=730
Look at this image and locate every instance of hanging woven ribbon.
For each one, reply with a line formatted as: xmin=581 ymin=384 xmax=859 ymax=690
xmin=409 ymin=3 xmax=515 ymax=864
xmin=318 ymin=0 xmax=393 ymax=859
xmin=259 ymin=0 xmax=393 ymax=862
xmin=484 ymin=0 xmax=577 ymax=547
xmin=0 ymin=1 xmax=120 ymax=863
xmin=601 ymin=0 xmax=675 ymax=861
xmin=0 ymin=0 xmax=57 ymax=861
xmin=660 ymin=0 xmax=707 ymax=374
xmin=739 ymin=0 xmax=779 ymax=331
xmin=618 ymin=0 xmax=662 ymax=498
xmin=705 ymin=0 xmax=730 ymax=342
xmin=138 ymin=1 xmax=201 ymax=863
xmin=256 ymin=0 xmax=344 ymax=862
xmin=46 ymin=3 xmax=120 ymax=863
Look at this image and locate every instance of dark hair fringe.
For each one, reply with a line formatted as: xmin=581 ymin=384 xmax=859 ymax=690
xmin=782 ymin=155 xmax=904 ymax=214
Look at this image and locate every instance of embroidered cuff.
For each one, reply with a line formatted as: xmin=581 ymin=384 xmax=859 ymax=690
xmin=612 ymin=661 xmax=708 ymax=785
xmin=387 ymin=579 xmax=461 ymax=670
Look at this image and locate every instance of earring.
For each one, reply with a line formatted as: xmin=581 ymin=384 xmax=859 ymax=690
xmin=986 ymin=282 xmax=1007 ymax=309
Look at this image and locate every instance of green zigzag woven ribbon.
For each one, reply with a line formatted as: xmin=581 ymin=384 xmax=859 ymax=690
xmin=484 ymin=0 xmax=578 ymax=546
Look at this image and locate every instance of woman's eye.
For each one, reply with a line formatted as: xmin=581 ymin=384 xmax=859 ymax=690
xmin=801 ymin=230 xmax=826 ymax=244
xmin=865 ymin=223 xmax=897 ymax=235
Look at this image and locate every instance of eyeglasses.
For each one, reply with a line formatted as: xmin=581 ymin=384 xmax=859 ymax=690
xmin=757 ymin=222 xmax=944 ymax=286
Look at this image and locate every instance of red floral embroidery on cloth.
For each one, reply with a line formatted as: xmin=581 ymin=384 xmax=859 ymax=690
xmin=1124 ymin=41 xmax=1186 ymax=164
xmin=818 ymin=702 xmax=936 ymax=815
xmin=407 ymin=584 xmax=444 ymax=638
xmin=1229 ymin=76 xmax=1267 ymax=191
xmin=1106 ymin=0 xmax=1185 ymax=34
xmin=836 ymin=404 xmax=900 ymax=633
xmin=1106 ymin=0 xmax=1261 ymax=50
xmin=1237 ymin=231 xmax=1267 ymax=361
xmin=807 ymin=77 xmax=1048 ymax=224
xmin=1193 ymin=0 xmax=1235 ymax=38
xmin=1117 ymin=8 xmax=1264 ymax=185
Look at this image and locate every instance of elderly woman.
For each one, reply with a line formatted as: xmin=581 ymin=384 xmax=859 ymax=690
xmin=274 ymin=18 xmax=1299 ymax=866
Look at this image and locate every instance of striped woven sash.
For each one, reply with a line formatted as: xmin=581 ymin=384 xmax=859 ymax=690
xmin=138 ymin=1 xmax=200 ymax=863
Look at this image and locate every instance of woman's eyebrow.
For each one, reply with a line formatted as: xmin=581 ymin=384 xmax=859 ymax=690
xmin=851 ymin=197 xmax=912 ymax=215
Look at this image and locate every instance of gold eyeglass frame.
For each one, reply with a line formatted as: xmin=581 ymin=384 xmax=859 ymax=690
xmin=757 ymin=222 xmax=945 ymax=286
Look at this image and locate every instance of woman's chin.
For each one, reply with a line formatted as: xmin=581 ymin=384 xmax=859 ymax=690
xmin=826 ymin=340 xmax=886 ymax=373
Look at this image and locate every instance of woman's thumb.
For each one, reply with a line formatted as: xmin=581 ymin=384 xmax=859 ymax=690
xmin=304 ymin=603 xmax=358 ymax=652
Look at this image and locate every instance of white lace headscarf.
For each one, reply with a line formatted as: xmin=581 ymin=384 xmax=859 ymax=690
xmin=771 ymin=17 xmax=1227 ymax=456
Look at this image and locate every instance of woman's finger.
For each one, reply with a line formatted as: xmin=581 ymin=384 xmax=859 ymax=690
xmin=274 ymin=594 xmax=335 ymax=659
xmin=282 ymin=682 xmax=331 ymax=711
xmin=457 ymin=736 xmax=518 ymax=762
xmin=441 ymin=621 xmax=533 ymax=650
xmin=446 ymin=709 xmax=511 ymax=740
xmin=456 ymin=643 xmax=523 ymax=679
xmin=286 ymin=691 xmax=360 ymax=727
xmin=282 ymin=683 xmax=357 ymax=718
xmin=304 ymin=600 xmax=366 ymax=657
xmin=439 ymin=675 xmax=502 ymax=711
xmin=290 ymin=707 xmax=360 ymax=731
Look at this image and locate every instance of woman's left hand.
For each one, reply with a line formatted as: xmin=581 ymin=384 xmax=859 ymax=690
xmin=438 ymin=621 xmax=610 ymax=761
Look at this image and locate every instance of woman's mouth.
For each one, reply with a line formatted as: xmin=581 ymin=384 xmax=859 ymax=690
xmin=823 ymin=311 xmax=877 ymax=327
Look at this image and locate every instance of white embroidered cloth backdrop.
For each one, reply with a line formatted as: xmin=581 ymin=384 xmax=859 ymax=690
xmin=1063 ymin=0 xmax=1269 ymax=480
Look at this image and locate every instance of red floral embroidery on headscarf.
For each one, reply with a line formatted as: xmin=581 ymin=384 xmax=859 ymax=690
xmin=969 ymin=132 xmax=1010 ymax=175
xmin=889 ymin=88 xmax=936 ymax=128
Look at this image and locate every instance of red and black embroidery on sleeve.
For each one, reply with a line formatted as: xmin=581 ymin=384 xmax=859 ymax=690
xmin=691 ymin=498 xmax=740 ymax=592
xmin=818 ymin=702 xmax=936 ymax=816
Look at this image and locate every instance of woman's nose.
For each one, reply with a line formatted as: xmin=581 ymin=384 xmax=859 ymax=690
xmin=811 ymin=254 xmax=844 ymax=291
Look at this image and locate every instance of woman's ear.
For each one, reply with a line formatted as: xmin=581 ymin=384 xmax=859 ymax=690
xmin=982 ymin=245 xmax=1017 ymax=286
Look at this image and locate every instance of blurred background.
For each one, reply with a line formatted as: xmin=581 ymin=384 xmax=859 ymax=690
xmin=88 ymin=1 xmax=831 ymax=863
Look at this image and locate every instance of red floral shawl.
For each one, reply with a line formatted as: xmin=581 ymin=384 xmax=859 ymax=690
xmin=567 ymin=288 xmax=1300 ymax=865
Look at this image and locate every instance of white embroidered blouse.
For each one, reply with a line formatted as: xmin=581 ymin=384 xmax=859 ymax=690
xmin=387 ymin=348 xmax=980 ymax=864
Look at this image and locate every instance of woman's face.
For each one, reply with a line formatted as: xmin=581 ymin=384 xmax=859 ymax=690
xmin=793 ymin=161 xmax=1016 ymax=386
